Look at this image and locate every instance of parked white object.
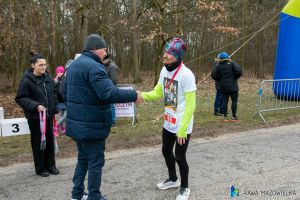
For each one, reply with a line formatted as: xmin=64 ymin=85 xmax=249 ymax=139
xmin=0 ymin=107 xmax=4 ymax=120
xmin=1 ymin=118 xmax=30 ymax=137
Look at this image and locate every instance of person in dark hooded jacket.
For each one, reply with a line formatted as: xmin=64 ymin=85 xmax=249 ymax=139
xmin=103 ymin=53 xmax=119 ymax=124
xmin=103 ymin=54 xmax=119 ymax=86
xmin=211 ymin=52 xmax=242 ymax=121
xmin=15 ymin=52 xmax=59 ymax=177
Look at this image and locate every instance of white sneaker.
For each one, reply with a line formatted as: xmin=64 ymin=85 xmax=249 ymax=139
xmin=176 ymin=188 xmax=191 ymax=200
xmin=156 ymin=179 xmax=180 ymax=190
xmin=71 ymin=193 xmax=88 ymax=200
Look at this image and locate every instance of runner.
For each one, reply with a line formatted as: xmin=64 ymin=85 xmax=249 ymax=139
xmin=141 ymin=38 xmax=197 ymax=200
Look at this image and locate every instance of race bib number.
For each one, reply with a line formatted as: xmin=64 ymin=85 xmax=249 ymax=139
xmin=164 ymin=111 xmax=177 ymax=126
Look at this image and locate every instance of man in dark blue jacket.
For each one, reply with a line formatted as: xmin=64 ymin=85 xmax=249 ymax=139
xmin=66 ymin=34 xmax=141 ymax=200
xmin=212 ymin=61 xmax=224 ymax=116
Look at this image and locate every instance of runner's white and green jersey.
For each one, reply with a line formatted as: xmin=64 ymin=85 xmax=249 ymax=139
xmin=142 ymin=64 xmax=196 ymax=138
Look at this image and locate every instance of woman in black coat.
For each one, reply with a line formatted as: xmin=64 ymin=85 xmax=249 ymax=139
xmin=15 ymin=52 xmax=59 ymax=177
xmin=211 ymin=52 xmax=242 ymax=121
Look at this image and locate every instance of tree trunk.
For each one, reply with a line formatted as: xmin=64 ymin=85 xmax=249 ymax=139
xmin=256 ymin=0 xmax=265 ymax=78
xmin=154 ymin=38 xmax=164 ymax=86
xmin=50 ymin=0 xmax=56 ymax=69
xmin=81 ymin=8 xmax=89 ymax=48
xmin=242 ymin=0 xmax=247 ymax=69
xmin=132 ymin=0 xmax=141 ymax=83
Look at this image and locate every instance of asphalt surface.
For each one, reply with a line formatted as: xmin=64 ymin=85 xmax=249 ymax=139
xmin=0 ymin=124 xmax=300 ymax=200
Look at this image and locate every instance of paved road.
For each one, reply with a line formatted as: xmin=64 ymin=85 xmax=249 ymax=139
xmin=0 ymin=124 xmax=300 ymax=200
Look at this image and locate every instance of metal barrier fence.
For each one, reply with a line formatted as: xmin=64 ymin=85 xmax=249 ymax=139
xmin=257 ymin=78 xmax=300 ymax=122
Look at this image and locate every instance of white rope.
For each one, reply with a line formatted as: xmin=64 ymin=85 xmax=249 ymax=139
xmin=230 ymin=11 xmax=282 ymax=57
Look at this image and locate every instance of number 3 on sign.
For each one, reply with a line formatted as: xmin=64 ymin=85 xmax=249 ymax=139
xmin=12 ymin=124 xmax=20 ymax=133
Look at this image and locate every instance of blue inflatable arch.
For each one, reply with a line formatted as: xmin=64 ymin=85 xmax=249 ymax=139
xmin=273 ymin=0 xmax=300 ymax=99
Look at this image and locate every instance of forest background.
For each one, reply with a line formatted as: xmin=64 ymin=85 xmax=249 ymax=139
xmin=0 ymin=0 xmax=287 ymax=89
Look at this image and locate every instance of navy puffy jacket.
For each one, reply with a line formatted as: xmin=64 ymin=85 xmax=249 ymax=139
xmin=65 ymin=51 xmax=137 ymax=140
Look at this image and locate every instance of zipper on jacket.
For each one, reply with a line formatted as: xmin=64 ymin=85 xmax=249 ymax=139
xmin=43 ymin=82 xmax=49 ymax=117
xmin=37 ymin=81 xmax=49 ymax=117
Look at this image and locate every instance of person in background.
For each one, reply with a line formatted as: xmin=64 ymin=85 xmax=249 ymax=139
xmin=54 ymin=66 xmax=66 ymax=134
xmin=211 ymin=52 xmax=242 ymax=121
xmin=103 ymin=53 xmax=119 ymax=124
xmin=140 ymin=38 xmax=197 ymax=200
xmin=56 ymin=57 xmax=79 ymax=134
xmin=15 ymin=51 xmax=59 ymax=177
xmin=54 ymin=66 xmax=65 ymax=82
xmin=103 ymin=53 xmax=118 ymax=85
xmin=66 ymin=34 xmax=142 ymax=200
xmin=212 ymin=61 xmax=224 ymax=116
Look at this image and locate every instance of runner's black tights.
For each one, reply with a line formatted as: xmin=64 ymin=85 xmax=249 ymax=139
xmin=162 ymin=128 xmax=190 ymax=188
